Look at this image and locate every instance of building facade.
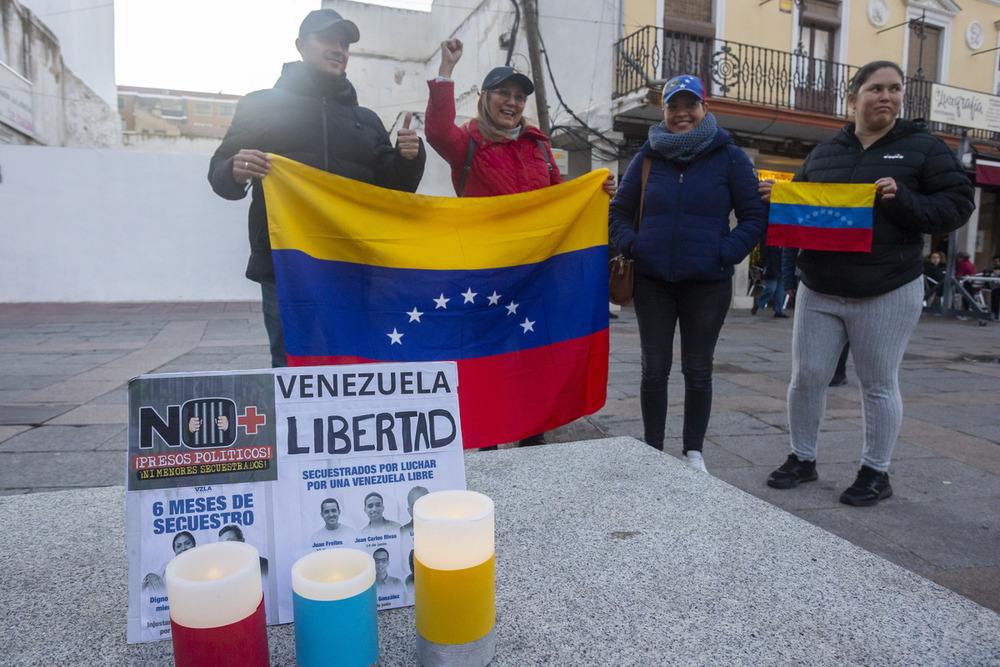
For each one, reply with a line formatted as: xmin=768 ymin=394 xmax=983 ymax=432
xmin=615 ymin=0 xmax=1000 ymax=267
xmin=117 ymin=86 xmax=242 ymax=153
xmin=0 ymin=0 xmax=119 ymax=147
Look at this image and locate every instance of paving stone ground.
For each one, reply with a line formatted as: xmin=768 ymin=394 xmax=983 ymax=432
xmin=1 ymin=300 xmax=997 ymax=614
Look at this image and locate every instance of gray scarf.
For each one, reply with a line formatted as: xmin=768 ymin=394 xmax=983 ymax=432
xmin=648 ymin=112 xmax=718 ymax=163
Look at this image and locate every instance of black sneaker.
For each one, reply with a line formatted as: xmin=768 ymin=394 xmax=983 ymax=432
xmin=828 ymin=374 xmax=847 ymax=387
xmin=751 ymin=303 xmax=759 ymax=315
xmin=773 ymin=311 xmax=790 ymax=319
xmin=767 ymin=454 xmax=818 ymax=489
xmin=839 ymin=466 xmax=892 ymax=506
xmin=517 ymin=433 xmax=546 ymax=447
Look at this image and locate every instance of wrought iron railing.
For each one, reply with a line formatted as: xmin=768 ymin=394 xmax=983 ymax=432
xmin=615 ymin=25 xmax=997 ymax=144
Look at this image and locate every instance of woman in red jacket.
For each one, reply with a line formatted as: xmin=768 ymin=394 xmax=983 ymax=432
xmin=425 ymin=38 xmax=562 ymax=197
xmin=424 ymin=38 xmax=614 ymax=446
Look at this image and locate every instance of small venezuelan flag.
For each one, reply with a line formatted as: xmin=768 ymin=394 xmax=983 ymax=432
xmin=262 ymin=155 xmax=610 ymax=448
xmin=767 ymin=182 xmax=877 ymax=252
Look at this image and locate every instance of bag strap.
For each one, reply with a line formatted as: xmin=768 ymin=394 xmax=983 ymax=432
xmin=458 ymin=136 xmax=553 ymax=196
xmin=537 ymin=139 xmax=552 ymax=174
xmin=635 ymin=156 xmax=652 ymax=232
xmin=457 ymin=135 xmax=477 ymax=197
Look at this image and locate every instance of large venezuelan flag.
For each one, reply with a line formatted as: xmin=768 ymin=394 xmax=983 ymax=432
xmin=767 ymin=182 xmax=877 ymax=252
xmin=262 ymin=155 xmax=610 ymax=448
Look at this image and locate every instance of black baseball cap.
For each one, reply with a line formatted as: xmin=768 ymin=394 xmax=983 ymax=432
xmin=481 ymin=67 xmax=534 ymax=95
xmin=298 ymin=9 xmax=360 ymax=43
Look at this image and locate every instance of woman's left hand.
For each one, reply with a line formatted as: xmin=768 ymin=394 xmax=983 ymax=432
xmin=758 ymin=179 xmax=776 ymax=203
xmin=875 ymin=177 xmax=897 ymax=200
xmin=602 ymin=174 xmax=617 ymax=198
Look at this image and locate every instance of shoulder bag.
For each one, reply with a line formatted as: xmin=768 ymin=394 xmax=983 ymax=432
xmin=609 ymin=156 xmax=651 ymax=306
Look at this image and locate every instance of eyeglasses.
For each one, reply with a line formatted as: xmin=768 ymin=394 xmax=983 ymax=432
xmin=664 ymin=100 xmax=703 ymax=113
xmin=489 ymin=88 xmax=528 ymax=104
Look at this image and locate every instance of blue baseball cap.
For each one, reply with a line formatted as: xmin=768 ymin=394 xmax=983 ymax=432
xmin=661 ymin=75 xmax=705 ymax=105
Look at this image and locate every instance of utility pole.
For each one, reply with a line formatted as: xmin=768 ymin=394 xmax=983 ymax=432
xmin=520 ymin=0 xmax=550 ymax=135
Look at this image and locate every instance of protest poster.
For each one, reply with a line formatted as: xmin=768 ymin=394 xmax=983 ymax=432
xmin=126 ymin=362 xmax=464 ymax=644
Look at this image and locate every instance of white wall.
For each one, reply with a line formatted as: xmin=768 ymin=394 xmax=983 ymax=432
xmin=0 ymin=146 xmax=258 ymax=302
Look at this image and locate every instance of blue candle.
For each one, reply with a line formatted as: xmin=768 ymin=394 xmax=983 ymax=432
xmin=291 ymin=548 xmax=378 ymax=667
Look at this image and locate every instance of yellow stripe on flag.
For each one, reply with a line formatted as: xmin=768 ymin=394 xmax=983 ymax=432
xmin=261 ymin=154 xmax=610 ymax=270
xmin=771 ymin=181 xmax=876 ymax=208
xmin=414 ymin=555 xmax=495 ymax=644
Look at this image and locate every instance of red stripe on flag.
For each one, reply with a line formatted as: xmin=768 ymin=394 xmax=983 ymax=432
xmin=288 ymin=330 xmax=609 ymax=448
xmin=767 ymin=224 xmax=873 ymax=252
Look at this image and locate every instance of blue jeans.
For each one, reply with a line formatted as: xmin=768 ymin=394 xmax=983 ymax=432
xmin=757 ymin=278 xmax=784 ymax=313
xmin=633 ymin=274 xmax=732 ymax=453
xmin=260 ymin=278 xmax=287 ymax=368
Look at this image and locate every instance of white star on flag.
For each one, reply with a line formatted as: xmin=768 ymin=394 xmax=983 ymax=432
xmin=388 ymin=286 xmax=542 ymax=349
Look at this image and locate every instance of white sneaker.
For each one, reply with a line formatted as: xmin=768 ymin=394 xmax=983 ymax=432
xmin=685 ymin=451 xmax=708 ymax=473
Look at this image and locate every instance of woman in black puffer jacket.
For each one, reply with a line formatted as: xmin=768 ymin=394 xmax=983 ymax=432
xmin=760 ymin=61 xmax=975 ymax=506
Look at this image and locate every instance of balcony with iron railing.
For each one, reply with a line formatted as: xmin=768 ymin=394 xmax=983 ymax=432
xmin=615 ymin=26 xmax=997 ymax=145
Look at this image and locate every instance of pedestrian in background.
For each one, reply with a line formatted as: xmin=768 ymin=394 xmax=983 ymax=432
xmin=752 ymin=244 xmax=789 ymax=318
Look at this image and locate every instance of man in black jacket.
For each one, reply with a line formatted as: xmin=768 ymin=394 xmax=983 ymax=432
xmin=209 ymin=9 xmax=426 ymax=367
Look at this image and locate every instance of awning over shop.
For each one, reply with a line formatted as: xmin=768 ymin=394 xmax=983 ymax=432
xmin=975 ymin=159 xmax=1000 ymax=187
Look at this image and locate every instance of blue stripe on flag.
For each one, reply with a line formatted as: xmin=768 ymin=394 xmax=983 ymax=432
xmin=274 ymin=245 xmax=608 ymax=362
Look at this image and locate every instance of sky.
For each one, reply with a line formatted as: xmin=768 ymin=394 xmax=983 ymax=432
xmin=114 ymin=0 xmax=431 ymax=95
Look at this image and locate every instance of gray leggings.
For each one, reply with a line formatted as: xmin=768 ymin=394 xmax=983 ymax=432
xmin=788 ymin=277 xmax=923 ymax=471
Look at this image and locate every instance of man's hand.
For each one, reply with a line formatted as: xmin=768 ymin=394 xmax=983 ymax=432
xmin=438 ymin=39 xmax=463 ymax=78
xmin=188 ymin=417 xmax=202 ymax=433
xmin=397 ymin=112 xmax=420 ymax=160
xmin=232 ymin=149 xmax=271 ymax=184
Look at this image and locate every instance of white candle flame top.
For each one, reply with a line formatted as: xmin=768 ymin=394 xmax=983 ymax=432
xmin=291 ymin=548 xmax=376 ymax=601
xmin=414 ymin=490 xmax=494 ymax=570
xmin=165 ymin=541 xmax=262 ymax=628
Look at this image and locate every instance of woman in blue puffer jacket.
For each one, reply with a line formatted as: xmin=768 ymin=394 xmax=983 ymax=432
xmin=609 ymin=74 xmax=766 ymax=474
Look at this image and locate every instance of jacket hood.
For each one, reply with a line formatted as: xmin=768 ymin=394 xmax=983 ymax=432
xmin=274 ymin=61 xmax=359 ymax=106
xmin=638 ymin=126 xmax=733 ymax=161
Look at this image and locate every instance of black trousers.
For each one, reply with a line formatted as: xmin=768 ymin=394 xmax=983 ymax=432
xmin=633 ymin=274 xmax=732 ymax=453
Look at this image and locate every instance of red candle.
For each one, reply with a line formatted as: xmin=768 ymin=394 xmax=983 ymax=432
xmin=165 ymin=542 xmax=269 ymax=667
